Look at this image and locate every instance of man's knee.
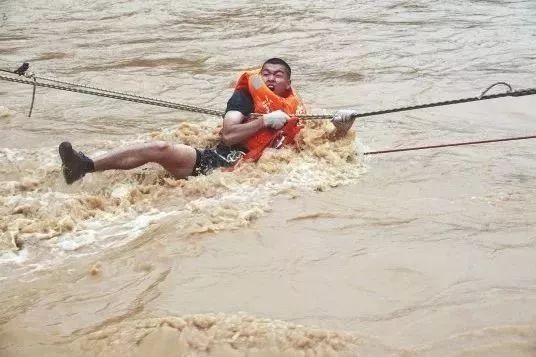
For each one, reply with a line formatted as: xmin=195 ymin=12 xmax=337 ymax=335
xmin=147 ymin=142 xmax=196 ymax=177
xmin=152 ymin=141 xmax=171 ymax=151
xmin=147 ymin=141 xmax=172 ymax=160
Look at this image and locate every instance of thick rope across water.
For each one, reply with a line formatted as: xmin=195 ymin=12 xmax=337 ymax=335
xmin=299 ymin=86 xmax=536 ymax=120
xmin=0 ymin=71 xmax=225 ymax=117
xmin=1 ymin=68 xmax=535 ymax=120
xmin=2 ymin=67 xmax=536 ymax=155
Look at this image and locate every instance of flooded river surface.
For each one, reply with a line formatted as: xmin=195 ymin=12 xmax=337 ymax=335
xmin=1 ymin=0 xmax=536 ymax=355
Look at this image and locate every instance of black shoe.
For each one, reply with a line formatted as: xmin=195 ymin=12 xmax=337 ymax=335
xmin=59 ymin=142 xmax=94 ymax=184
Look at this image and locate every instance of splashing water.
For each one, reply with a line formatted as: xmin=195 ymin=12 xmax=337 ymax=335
xmin=0 ymin=118 xmax=363 ymax=274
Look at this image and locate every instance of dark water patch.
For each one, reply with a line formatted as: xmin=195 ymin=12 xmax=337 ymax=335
xmin=32 ymin=52 xmax=71 ymax=61
xmin=75 ymin=56 xmax=210 ymax=72
xmin=122 ymin=37 xmax=167 ymax=45
xmin=0 ymin=46 xmax=22 ymax=53
xmin=385 ymin=1 xmax=431 ymax=11
xmin=98 ymin=11 xmax=138 ymax=21
xmin=0 ymin=35 xmax=29 ymax=41
xmin=308 ymin=70 xmax=365 ymax=83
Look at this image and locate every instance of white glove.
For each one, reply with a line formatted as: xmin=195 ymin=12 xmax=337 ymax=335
xmin=332 ymin=109 xmax=358 ymax=124
xmin=263 ymin=110 xmax=290 ymax=130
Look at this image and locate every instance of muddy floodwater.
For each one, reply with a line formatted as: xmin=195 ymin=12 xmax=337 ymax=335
xmin=1 ymin=0 xmax=536 ymax=355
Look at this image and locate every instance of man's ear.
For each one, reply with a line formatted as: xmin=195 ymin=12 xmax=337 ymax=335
xmin=286 ymin=79 xmax=292 ymax=90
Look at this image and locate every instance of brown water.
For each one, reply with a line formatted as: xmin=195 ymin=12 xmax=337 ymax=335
xmin=1 ymin=0 xmax=536 ymax=355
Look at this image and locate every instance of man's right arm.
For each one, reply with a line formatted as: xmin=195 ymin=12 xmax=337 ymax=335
xmin=220 ymin=89 xmax=289 ymax=147
xmin=220 ymin=89 xmax=263 ymax=147
xmin=220 ymin=111 xmax=265 ymax=147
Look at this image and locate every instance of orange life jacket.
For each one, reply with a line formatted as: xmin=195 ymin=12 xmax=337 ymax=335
xmin=234 ymin=69 xmax=305 ymax=162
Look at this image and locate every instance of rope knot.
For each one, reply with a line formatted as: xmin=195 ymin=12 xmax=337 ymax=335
xmin=478 ymin=82 xmax=513 ymax=99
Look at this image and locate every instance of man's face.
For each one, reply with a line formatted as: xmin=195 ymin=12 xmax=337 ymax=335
xmin=261 ymin=63 xmax=291 ymax=96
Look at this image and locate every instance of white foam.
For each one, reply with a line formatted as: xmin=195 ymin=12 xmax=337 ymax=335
xmin=0 ymin=147 xmax=59 ymax=167
xmin=48 ymin=209 xmax=172 ymax=256
xmin=0 ymin=209 xmax=173 ymax=278
xmin=0 ymin=249 xmax=29 ymax=265
xmin=110 ymin=184 xmax=132 ymax=199
xmin=0 ymin=106 xmax=15 ymax=118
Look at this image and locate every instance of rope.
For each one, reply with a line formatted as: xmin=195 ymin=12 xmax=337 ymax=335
xmin=298 ymin=85 xmax=536 ymax=120
xmin=0 ymin=72 xmax=225 ymax=117
xmin=28 ymin=75 xmax=36 ymax=117
xmin=32 ymin=74 xmax=202 ymax=109
xmin=2 ymin=65 xmax=536 ymax=156
xmin=478 ymin=81 xmax=512 ymax=98
xmin=0 ymin=66 xmax=536 ymax=120
xmin=364 ymin=135 xmax=536 ymax=155
xmin=2 ymin=66 xmax=536 ymax=120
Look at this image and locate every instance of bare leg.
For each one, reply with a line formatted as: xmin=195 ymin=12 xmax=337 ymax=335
xmin=93 ymin=141 xmax=197 ymax=179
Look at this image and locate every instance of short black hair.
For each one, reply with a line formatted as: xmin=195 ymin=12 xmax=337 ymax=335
xmin=262 ymin=58 xmax=291 ymax=79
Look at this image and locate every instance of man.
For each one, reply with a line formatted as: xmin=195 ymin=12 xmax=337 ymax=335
xmin=59 ymin=58 xmax=357 ymax=184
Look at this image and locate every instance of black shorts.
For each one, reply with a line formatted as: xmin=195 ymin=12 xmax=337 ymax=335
xmin=192 ymin=146 xmax=245 ymax=176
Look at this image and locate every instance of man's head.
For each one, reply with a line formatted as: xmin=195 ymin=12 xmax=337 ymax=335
xmin=261 ymin=58 xmax=292 ymax=96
